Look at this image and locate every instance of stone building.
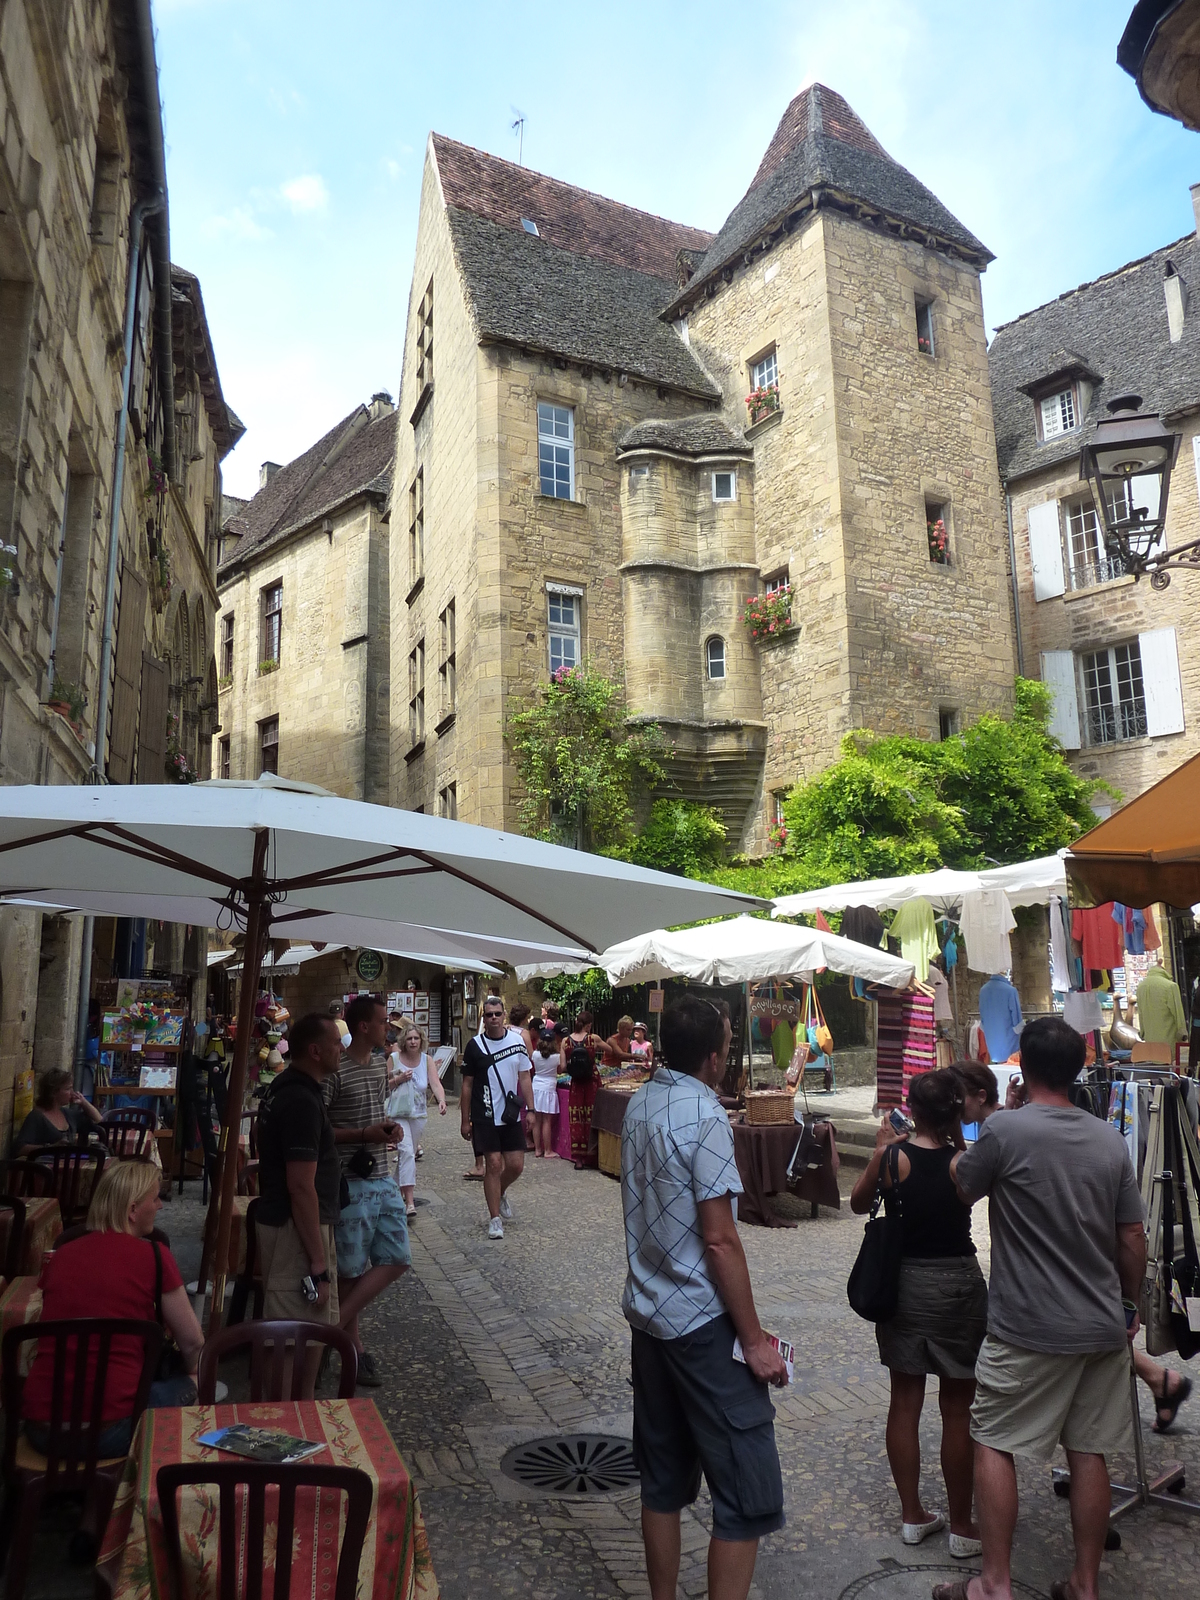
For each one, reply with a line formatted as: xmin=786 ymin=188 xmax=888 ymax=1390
xmin=390 ymin=85 xmax=1014 ymax=847
xmin=0 ymin=0 xmax=238 ymax=1139
xmin=215 ymin=397 xmax=396 ymax=800
xmin=989 ymin=187 xmax=1200 ymax=806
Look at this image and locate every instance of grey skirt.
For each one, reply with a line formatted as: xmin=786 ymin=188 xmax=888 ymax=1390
xmin=875 ymin=1255 xmax=988 ymax=1380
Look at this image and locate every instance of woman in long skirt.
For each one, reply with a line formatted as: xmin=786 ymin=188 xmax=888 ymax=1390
xmin=561 ymin=1009 xmax=606 ymax=1168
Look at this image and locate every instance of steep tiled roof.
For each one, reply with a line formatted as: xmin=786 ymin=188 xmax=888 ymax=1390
xmin=670 ymin=83 xmax=991 ymax=315
xmin=432 ymin=135 xmax=712 ymax=280
xmin=617 ymin=415 xmax=750 ymax=456
xmin=445 ymin=208 xmax=721 ymax=398
xmin=988 ymin=230 xmax=1200 ymax=484
xmin=218 ymin=406 xmax=396 ymax=577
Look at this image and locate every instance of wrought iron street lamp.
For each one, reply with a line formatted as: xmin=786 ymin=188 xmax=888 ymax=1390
xmin=1078 ymin=395 xmax=1192 ymax=588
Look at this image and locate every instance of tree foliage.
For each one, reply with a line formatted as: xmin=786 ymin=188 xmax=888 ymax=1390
xmin=506 ymin=664 xmax=666 ymax=852
xmin=543 ymin=966 xmax=614 ymax=1019
xmin=715 ymin=678 xmax=1108 ymax=899
xmin=623 ymin=799 xmax=727 ymax=878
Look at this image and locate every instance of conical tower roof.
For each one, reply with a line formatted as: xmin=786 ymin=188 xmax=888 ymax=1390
xmin=669 ymin=83 xmax=990 ymax=314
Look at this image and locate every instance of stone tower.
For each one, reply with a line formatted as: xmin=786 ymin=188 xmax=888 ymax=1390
xmin=390 ymin=86 xmax=1015 ymax=850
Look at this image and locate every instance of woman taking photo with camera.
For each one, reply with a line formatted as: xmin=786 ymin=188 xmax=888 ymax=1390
xmin=850 ymin=1069 xmax=987 ymax=1558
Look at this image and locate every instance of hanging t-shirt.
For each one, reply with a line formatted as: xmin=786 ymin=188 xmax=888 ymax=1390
xmin=1113 ymin=904 xmax=1147 ymax=956
xmin=959 ymin=889 xmax=1017 ymax=975
xmin=1063 ymin=989 xmax=1104 ymax=1034
xmin=890 ymin=897 xmax=939 ymax=977
xmin=1071 ymin=904 xmax=1124 ymax=973
xmin=1049 ymin=895 xmax=1073 ymax=993
xmin=928 ymin=963 xmax=953 ymax=1023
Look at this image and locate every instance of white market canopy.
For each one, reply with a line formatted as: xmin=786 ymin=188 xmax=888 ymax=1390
xmin=0 ymin=776 xmax=763 ymax=1327
xmin=770 ymin=854 xmax=1068 ymax=920
xmin=516 ymin=914 xmax=915 ymax=988
xmin=224 ymin=941 xmax=501 ymax=978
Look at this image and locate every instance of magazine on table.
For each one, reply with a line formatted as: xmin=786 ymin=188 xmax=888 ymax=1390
xmin=198 ymin=1424 xmax=328 ymax=1464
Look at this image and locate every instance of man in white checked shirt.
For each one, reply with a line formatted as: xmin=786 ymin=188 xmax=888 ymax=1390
xmin=621 ymin=996 xmax=787 ymax=1600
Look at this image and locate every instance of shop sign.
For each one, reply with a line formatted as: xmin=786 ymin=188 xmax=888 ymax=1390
xmin=355 ymin=948 xmax=385 ymax=983
xmin=749 ymin=995 xmax=800 ymax=1021
xmin=648 ymin=989 xmax=664 ymax=1013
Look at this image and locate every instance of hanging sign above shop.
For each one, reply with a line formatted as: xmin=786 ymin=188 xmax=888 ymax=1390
xmin=355 ymin=948 xmax=385 ymax=983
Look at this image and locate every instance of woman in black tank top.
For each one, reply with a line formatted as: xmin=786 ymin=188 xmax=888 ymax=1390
xmin=850 ymin=1069 xmax=987 ymax=1557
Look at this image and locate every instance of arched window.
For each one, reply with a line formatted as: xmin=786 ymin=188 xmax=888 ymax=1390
xmin=706 ymin=636 xmax=726 ymax=681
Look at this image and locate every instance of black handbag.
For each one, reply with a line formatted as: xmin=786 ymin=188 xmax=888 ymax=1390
xmin=490 ymin=1063 xmax=523 ymax=1127
xmin=847 ymin=1143 xmax=903 ymax=1322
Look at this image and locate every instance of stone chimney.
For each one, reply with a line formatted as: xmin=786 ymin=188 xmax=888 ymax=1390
xmin=259 ymin=461 xmax=281 ymax=490
xmin=1191 ymin=181 xmax=1200 ymax=237
xmin=1165 ymin=260 xmax=1188 ymax=343
xmin=368 ymin=390 xmax=395 ymax=422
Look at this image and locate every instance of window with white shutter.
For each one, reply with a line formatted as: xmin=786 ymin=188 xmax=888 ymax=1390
xmin=1138 ymin=627 xmax=1185 ymax=737
xmin=1040 ymin=650 xmax=1081 ymax=749
xmin=1039 ymin=388 xmax=1077 ymax=439
xmin=1027 ymin=500 xmax=1065 ymax=601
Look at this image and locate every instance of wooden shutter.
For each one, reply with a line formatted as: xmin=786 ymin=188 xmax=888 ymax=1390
xmin=107 ymin=565 xmax=147 ymax=783
xmin=1139 ymin=627 xmax=1185 ymax=738
xmin=136 ymin=654 xmax=169 ymax=782
xmin=1027 ymin=500 xmax=1065 ymax=601
xmin=1040 ymin=650 xmax=1081 ymax=750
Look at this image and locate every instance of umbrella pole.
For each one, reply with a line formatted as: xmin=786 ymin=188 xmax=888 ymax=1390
xmin=198 ymin=837 xmax=269 ymax=1332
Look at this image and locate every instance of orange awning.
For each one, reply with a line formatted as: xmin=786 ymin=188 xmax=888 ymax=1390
xmin=1067 ymin=752 xmax=1200 ymax=907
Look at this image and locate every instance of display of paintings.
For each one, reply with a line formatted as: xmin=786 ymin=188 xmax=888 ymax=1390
xmin=145 ymin=1014 xmax=184 ymax=1046
xmin=139 ymin=1064 xmax=177 ymax=1089
xmin=101 ymin=1012 xmax=132 ymax=1046
xmin=463 ymin=976 xmax=476 ymax=1001
xmin=451 ymin=994 xmax=464 ymax=1019
xmin=465 ymin=1001 xmax=478 ymax=1031
xmin=451 ymin=1025 xmax=462 ymax=1054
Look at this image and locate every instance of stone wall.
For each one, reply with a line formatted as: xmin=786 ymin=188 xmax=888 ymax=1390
xmin=1008 ymin=421 xmax=1200 ymax=802
xmin=216 ymin=495 xmax=390 ymax=800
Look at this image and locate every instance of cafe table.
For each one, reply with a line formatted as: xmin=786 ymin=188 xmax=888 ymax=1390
xmin=98 ymin=1398 xmax=439 ymax=1600
xmin=731 ymin=1117 xmax=841 ymax=1227
xmin=0 ymin=1196 xmax=62 ymax=1277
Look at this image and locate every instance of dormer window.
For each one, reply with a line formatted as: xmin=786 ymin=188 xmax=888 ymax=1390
xmin=1039 ymin=388 xmax=1077 ymax=440
xmin=521 ymin=217 xmax=540 ymax=236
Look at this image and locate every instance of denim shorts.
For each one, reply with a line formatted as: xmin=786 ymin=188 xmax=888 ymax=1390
xmin=631 ymin=1312 xmax=784 ymax=1542
xmin=334 ymin=1173 xmax=411 ymax=1278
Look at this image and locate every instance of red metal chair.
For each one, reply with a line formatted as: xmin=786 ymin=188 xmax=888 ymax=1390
xmin=152 ymin=1460 xmax=372 ymax=1600
xmin=196 ymin=1320 xmax=358 ymax=1402
xmin=0 ymin=1317 xmax=162 ymax=1600
xmin=6 ymin=1147 xmax=107 ymax=1227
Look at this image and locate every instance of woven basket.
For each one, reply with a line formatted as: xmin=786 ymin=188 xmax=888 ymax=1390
xmin=744 ymin=1090 xmax=795 ymax=1126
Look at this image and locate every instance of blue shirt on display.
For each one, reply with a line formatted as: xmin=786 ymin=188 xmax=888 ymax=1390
xmin=978 ymin=974 xmax=1022 ymax=1062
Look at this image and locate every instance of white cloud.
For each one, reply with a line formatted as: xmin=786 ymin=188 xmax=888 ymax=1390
xmin=280 ymin=174 xmax=329 ymax=214
xmin=203 ymin=204 xmax=271 ymax=242
xmin=385 ymin=159 xmax=402 ymax=182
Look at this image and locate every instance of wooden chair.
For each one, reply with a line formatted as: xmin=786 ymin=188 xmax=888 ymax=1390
xmin=0 ymin=1197 xmax=27 ymax=1282
xmin=196 ymin=1320 xmax=358 ymax=1403
xmin=98 ymin=1108 xmax=156 ymax=1160
xmin=6 ymin=1147 xmax=107 ymax=1227
xmin=154 ymin=1461 xmax=372 ymax=1600
xmin=226 ymin=1197 xmax=263 ymax=1324
xmin=0 ymin=1317 xmax=163 ymax=1600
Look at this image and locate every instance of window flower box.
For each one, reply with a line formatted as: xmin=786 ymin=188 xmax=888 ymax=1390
xmin=927 ymin=517 xmax=949 ymax=564
xmin=743 ymin=585 xmax=795 ymax=643
xmin=745 ymin=383 xmax=780 ymax=426
xmin=218 ymin=673 xmax=233 ymax=691
xmin=257 ymin=658 xmax=279 ymax=677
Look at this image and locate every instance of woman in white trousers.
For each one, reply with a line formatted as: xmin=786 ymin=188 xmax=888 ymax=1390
xmin=387 ymin=1023 xmax=447 ymax=1217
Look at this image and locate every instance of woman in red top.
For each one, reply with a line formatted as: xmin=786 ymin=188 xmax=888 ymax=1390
xmin=23 ymin=1159 xmax=205 ymax=1458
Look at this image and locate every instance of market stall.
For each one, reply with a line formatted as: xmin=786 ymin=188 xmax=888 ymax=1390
xmin=0 ymin=775 xmax=763 ymax=1325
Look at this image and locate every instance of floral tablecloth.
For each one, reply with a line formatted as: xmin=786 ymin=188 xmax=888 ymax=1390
xmin=98 ymin=1399 xmax=438 ymax=1600
xmin=0 ymin=1276 xmax=43 ymax=1386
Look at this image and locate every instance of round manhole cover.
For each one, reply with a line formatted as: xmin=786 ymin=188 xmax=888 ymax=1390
xmin=500 ymin=1434 xmax=638 ymax=1494
xmin=837 ymin=1563 xmax=1043 ymax=1599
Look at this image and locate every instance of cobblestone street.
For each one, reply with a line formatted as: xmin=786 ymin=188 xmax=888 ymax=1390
xmin=364 ymin=1112 xmax=1200 ymax=1600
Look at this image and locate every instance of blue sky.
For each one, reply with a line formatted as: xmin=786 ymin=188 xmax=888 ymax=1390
xmin=156 ymin=0 xmax=1200 ymax=500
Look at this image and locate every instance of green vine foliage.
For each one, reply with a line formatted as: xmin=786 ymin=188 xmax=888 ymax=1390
xmin=622 ymin=799 xmax=727 ymax=877
xmin=507 ymin=663 xmax=667 ymax=852
xmin=543 ymin=966 xmax=614 ymax=1018
xmin=712 ymin=677 xmax=1110 ymax=901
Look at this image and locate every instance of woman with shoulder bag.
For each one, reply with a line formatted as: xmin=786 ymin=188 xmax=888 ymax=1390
xmin=850 ymin=1069 xmax=986 ymax=1557
xmin=387 ymin=1024 xmax=447 ymax=1218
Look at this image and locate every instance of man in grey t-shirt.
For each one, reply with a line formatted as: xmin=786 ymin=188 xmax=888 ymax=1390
xmin=932 ymin=1018 xmax=1144 ymax=1600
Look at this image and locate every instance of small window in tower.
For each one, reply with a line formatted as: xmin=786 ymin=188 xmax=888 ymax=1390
xmin=938 ymin=707 xmax=960 ymax=741
xmin=521 ymin=217 xmax=540 ymax=236
xmin=706 ymin=637 xmax=727 ymax=681
xmin=916 ymin=298 xmax=935 ymax=356
xmin=712 ymin=471 xmax=736 ymax=503
xmin=925 ymin=500 xmax=950 ymax=565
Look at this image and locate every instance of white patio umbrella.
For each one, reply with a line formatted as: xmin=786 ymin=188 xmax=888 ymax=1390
xmin=770 ymin=855 xmax=1069 ymax=919
xmin=516 ymin=915 xmax=915 ymax=988
xmin=0 ymin=776 xmax=763 ymax=1324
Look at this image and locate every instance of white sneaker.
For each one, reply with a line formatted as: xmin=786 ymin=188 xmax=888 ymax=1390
xmin=901 ymin=1513 xmax=944 ymax=1546
xmin=488 ymin=1216 xmax=504 ymax=1239
xmin=499 ymin=1194 xmax=514 ymax=1221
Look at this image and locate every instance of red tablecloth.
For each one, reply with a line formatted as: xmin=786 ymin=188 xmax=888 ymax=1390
xmin=0 ymin=1197 xmax=62 ymax=1276
xmin=732 ymin=1119 xmax=840 ymax=1228
xmin=98 ymin=1399 xmax=438 ymax=1600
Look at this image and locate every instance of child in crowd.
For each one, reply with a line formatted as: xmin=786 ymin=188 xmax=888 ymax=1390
xmin=531 ymin=1024 xmax=565 ymax=1156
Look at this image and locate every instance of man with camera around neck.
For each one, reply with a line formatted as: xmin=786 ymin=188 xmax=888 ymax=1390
xmin=460 ymin=996 xmax=534 ymax=1239
xmin=324 ymin=993 xmax=411 ymax=1385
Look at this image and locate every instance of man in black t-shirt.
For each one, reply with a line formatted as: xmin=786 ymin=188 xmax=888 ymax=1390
xmin=461 ymin=997 xmax=534 ymax=1239
xmin=256 ymin=1013 xmax=344 ymax=1342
